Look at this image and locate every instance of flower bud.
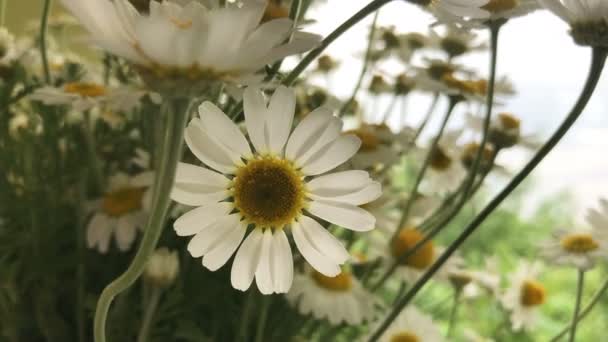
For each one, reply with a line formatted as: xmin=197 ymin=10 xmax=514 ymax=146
xmin=144 ymin=248 xmax=179 ymax=288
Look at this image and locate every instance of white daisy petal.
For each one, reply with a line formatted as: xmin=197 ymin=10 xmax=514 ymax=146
xmin=184 ymin=119 xmax=236 ymax=174
xmin=310 ymin=181 xmax=382 ymax=206
xmin=266 ymin=86 xmax=295 ymax=155
xmin=299 ymin=216 xmax=350 ymax=264
xmin=173 ymin=202 xmax=233 ymax=236
xmin=255 ymin=229 xmax=275 ymax=295
xmin=243 ymin=86 xmax=268 ymax=153
xmin=292 ymin=221 xmax=341 ymax=276
xmin=285 ymin=107 xmax=340 ymax=163
xmin=231 ymin=228 xmax=264 ymax=291
xmin=170 ymin=183 xmax=229 ymax=206
xmin=301 ymin=135 xmax=362 ymax=176
xmin=187 ymin=214 xmax=239 ymax=258
xmin=202 ymin=222 xmax=247 ymax=271
xmin=199 ymin=101 xmax=252 ymax=159
xmin=308 ymin=200 xmax=376 ymax=232
xmin=271 ymin=229 xmax=293 ymax=293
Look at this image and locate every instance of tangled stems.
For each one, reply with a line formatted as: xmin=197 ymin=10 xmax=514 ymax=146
xmin=367 ymin=47 xmax=607 ymax=342
xmin=339 ymin=11 xmax=380 ymax=117
xmin=39 ymin=0 xmax=52 ymax=84
xmin=550 ymin=276 xmax=608 ymax=341
xmin=282 ymin=0 xmax=393 ymax=86
xmin=569 ymin=270 xmax=585 ymax=342
xmin=93 ymin=99 xmax=191 ymax=342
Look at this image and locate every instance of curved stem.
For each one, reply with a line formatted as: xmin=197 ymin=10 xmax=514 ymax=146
xmin=93 ymin=99 xmax=191 ymax=342
xmin=283 ymin=0 xmax=392 ymax=86
xmin=551 ymin=276 xmax=608 ymax=341
xmin=39 ymin=0 xmax=52 ymax=84
xmin=339 ymin=11 xmax=380 ymax=116
xmin=367 ymin=47 xmax=607 ymax=342
xmin=569 ymin=270 xmax=585 ymax=342
xmin=137 ymin=287 xmax=162 ymax=342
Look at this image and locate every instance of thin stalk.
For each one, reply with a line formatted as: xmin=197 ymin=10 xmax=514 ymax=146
xmin=82 ymin=112 xmax=104 ymax=195
xmin=39 ymin=0 xmax=53 ymax=84
xmin=381 ymin=95 xmax=399 ymax=123
xmin=550 ymin=276 xmax=608 ymax=341
xmin=254 ymin=296 xmax=271 ymax=342
xmin=446 ymin=290 xmax=462 ymax=338
xmin=76 ymin=175 xmax=87 ymax=342
xmin=137 ymin=287 xmax=162 ymax=342
xmin=393 ymin=97 xmax=458 ymax=239
xmin=367 ymin=47 xmax=607 ymax=342
xmin=93 ymin=99 xmax=191 ymax=342
xmin=568 ymin=270 xmax=585 ymax=342
xmin=413 ymin=93 xmax=439 ymax=141
xmin=282 ymin=0 xmax=392 ymax=86
xmin=0 ymin=0 xmax=6 ymax=27
xmin=339 ymin=11 xmax=380 ymax=116
xmin=236 ymin=290 xmax=255 ymax=342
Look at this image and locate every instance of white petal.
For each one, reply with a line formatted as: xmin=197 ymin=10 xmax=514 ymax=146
xmin=187 ymin=214 xmax=239 ymax=257
xmin=199 ymin=101 xmax=252 ymax=159
xmin=299 ymin=216 xmax=349 ymax=264
xmin=202 ymin=222 xmax=247 ymax=271
xmin=115 ymin=216 xmax=138 ymax=251
xmin=87 ymin=214 xmax=112 ymax=253
xmin=184 ymin=119 xmax=236 ymax=174
xmin=243 ymin=86 xmax=267 ymax=153
xmin=301 ymin=135 xmax=361 ymax=176
xmin=307 ymin=170 xmax=370 ymax=192
xmin=255 ymin=229 xmax=275 ymax=295
xmin=285 ymin=107 xmax=337 ymax=162
xmin=266 ymin=86 xmax=295 ymax=155
xmin=173 ymin=202 xmax=233 ymax=236
xmin=174 ymin=162 xmax=230 ymax=186
xmin=231 ymin=228 xmax=264 ymax=291
xmin=308 ymin=200 xmax=375 ymax=232
xmin=292 ymin=221 xmax=341 ymax=277
xmin=310 ymin=181 xmax=382 ymax=206
xmin=270 ymin=229 xmax=293 ymax=293
xmin=170 ymin=183 xmax=228 ymax=206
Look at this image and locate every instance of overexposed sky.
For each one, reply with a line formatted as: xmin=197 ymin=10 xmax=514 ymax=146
xmin=301 ymin=1 xmax=608 ymax=221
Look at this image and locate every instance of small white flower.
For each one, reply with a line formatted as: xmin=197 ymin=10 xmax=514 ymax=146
xmin=434 ymin=0 xmax=540 ymax=27
xmin=9 ymin=112 xmax=43 ymax=139
xmin=586 ymin=197 xmax=608 ymax=240
xmin=429 ymin=24 xmax=487 ymax=58
xmin=171 ymin=86 xmax=381 ymax=295
xmin=539 ymin=0 xmax=608 ymax=47
xmin=466 ymin=112 xmax=541 ymax=150
xmin=144 ymin=247 xmax=180 ymax=287
xmin=369 ymin=306 xmax=444 ymax=342
xmin=500 ymin=260 xmax=546 ymax=332
xmin=0 ymin=27 xmax=17 ymax=65
xmin=345 ymin=123 xmax=415 ymax=171
xmin=286 ymin=269 xmax=378 ymax=326
xmin=87 ymin=172 xmax=153 ymax=253
xmin=417 ymin=130 xmax=467 ymax=194
xmin=541 ymin=227 xmax=608 ymax=271
xmin=60 ymin=0 xmax=321 ymax=85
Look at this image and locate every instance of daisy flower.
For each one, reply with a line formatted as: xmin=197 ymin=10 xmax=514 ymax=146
xmin=539 ymin=0 xmax=608 ymax=47
xmin=60 ymin=0 xmax=321 ymax=90
xmin=466 ymin=112 xmax=541 ymax=150
xmin=144 ymin=247 xmax=180 ymax=288
xmin=429 ymin=24 xmax=487 ymax=58
xmin=369 ymin=306 xmax=444 ymax=342
xmin=286 ymin=268 xmax=377 ymax=325
xmin=417 ymin=130 xmax=467 ymax=194
xmin=541 ymin=227 xmax=608 ymax=271
xmin=30 ymin=82 xmax=160 ymax=112
xmin=345 ymin=123 xmax=415 ymax=171
xmin=0 ymin=27 xmax=17 ymax=66
xmin=500 ymin=261 xmax=547 ymax=332
xmin=171 ymin=86 xmax=381 ymax=295
xmin=453 ymin=0 xmax=540 ymax=27
xmin=87 ymin=172 xmax=153 ymax=253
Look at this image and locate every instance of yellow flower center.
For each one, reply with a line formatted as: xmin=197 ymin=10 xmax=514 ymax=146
xmin=317 ymin=55 xmax=338 ymax=72
xmin=461 ymin=142 xmax=495 ymax=171
xmin=233 ymin=157 xmax=305 ymax=229
xmin=429 ymin=146 xmax=452 ymax=171
xmin=498 ymin=112 xmax=521 ymax=130
xmin=520 ymin=279 xmax=546 ymax=307
xmin=482 ymin=0 xmax=518 ymax=13
xmin=441 ymin=38 xmax=468 ymax=57
xmin=102 ymin=187 xmax=146 ymax=217
xmin=370 ymin=75 xmax=390 ymax=93
xmin=392 ymin=228 xmax=435 ymax=269
xmin=382 ymin=29 xmax=401 ymax=49
xmin=390 ymin=332 xmax=420 ymax=342
xmin=311 ymin=270 xmax=353 ymax=291
xmin=405 ymin=33 xmax=427 ymax=50
xmin=442 ymin=73 xmax=479 ymax=94
xmin=560 ymin=233 xmax=599 ymax=254
xmin=396 ymin=74 xmax=414 ymax=94
xmin=63 ymin=82 xmax=106 ymax=97
xmin=427 ymin=63 xmax=455 ymax=80
xmin=169 ymin=17 xmax=193 ymax=30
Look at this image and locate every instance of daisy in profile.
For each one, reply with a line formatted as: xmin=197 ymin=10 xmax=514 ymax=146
xmin=369 ymin=306 xmax=443 ymax=342
xmin=541 ymin=226 xmax=608 ymax=271
xmin=171 ymin=86 xmax=381 ymax=295
xmin=539 ymin=0 xmax=608 ymax=47
xmin=500 ymin=261 xmax=547 ymax=331
xmin=87 ymin=172 xmax=153 ymax=253
xmin=144 ymin=247 xmax=180 ymax=288
xmin=417 ymin=130 xmax=467 ymax=194
xmin=345 ymin=123 xmax=415 ymax=171
xmin=466 ymin=112 xmax=541 ymax=150
xmin=430 ymin=24 xmax=487 ymax=58
xmin=60 ymin=0 xmax=321 ymax=91
xmin=286 ymin=268 xmax=377 ymax=325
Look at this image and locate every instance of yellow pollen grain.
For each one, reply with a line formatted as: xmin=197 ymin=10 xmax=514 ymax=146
xmin=482 ymin=0 xmax=518 ymax=13
xmin=520 ymin=279 xmax=546 ymax=307
xmin=63 ymin=82 xmax=106 ymax=97
xmin=311 ymin=271 xmax=353 ymax=291
xmin=429 ymin=146 xmax=452 ymax=171
xmin=390 ymin=331 xmax=420 ymax=342
xmin=102 ymin=187 xmax=146 ymax=217
xmin=560 ymin=233 xmax=599 ymax=254
xmin=498 ymin=112 xmax=521 ymax=130
xmin=232 ymin=156 xmax=305 ymax=229
xmin=392 ymin=227 xmax=435 ymax=270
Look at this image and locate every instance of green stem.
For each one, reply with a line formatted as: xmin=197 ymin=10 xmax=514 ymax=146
xmin=339 ymin=11 xmax=380 ymax=116
xmin=254 ymin=296 xmax=271 ymax=342
xmin=82 ymin=112 xmax=104 ymax=195
xmin=282 ymin=0 xmax=392 ymax=86
xmin=367 ymin=47 xmax=607 ymax=342
xmin=446 ymin=290 xmax=462 ymax=338
xmin=93 ymin=99 xmax=191 ymax=342
xmin=0 ymin=0 xmax=6 ymax=27
xmin=76 ymin=176 xmax=87 ymax=342
xmin=551 ymin=276 xmax=608 ymax=341
xmin=569 ymin=270 xmax=585 ymax=342
xmin=236 ymin=289 xmax=255 ymax=342
xmin=137 ymin=287 xmax=162 ymax=342
xmin=39 ymin=0 xmax=52 ymax=84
